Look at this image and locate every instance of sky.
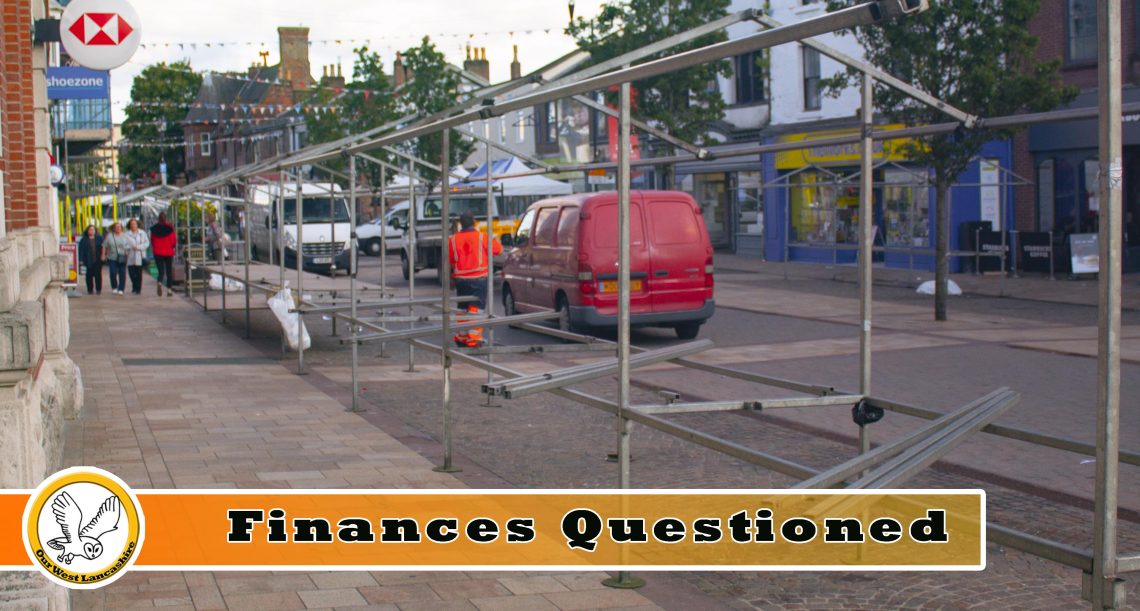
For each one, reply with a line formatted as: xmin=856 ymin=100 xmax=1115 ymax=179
xmin=107 ymin=0 xmax=609 ymax=123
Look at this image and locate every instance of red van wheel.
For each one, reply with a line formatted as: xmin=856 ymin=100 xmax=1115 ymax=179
xmin=503 ymin=285 xmax=518 ymax=316
xmin=674 ymin=322 xmax=701 ymax=340
xmin=555 ymin=294 xmax=572 ymax=332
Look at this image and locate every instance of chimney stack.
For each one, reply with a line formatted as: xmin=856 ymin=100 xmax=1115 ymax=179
xmin=510 ymin=45 xmax=521 ymax=80
xmin=394 ymin=52 xmax=407 ymax=87
xmin=464 ymin=46 xmax=490 ymax=82
xmin=278 ymin=26 xmax=314 ymax=91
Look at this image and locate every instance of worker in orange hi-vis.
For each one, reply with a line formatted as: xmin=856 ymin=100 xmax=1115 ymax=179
xmin=448 ymin=211 xmax=502 ymax=347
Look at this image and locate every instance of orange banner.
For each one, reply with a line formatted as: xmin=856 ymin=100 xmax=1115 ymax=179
xmin=2 ymin=491 xmax=984 ymax=570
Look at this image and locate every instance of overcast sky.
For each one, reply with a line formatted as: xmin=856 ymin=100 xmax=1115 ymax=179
xmin=110 ymin=0 xmax=608 ymax=122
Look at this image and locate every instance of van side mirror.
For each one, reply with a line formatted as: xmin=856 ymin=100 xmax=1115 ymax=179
xmin=500 ymin=234 xmax=514 ymax=247
xmin=514 ymin=234 xmax=528 ymax=248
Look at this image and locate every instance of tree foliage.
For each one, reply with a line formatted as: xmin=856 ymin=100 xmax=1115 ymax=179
xmin=567 ymin=0 xmax=732 ymax=146
xmin=120 ymin=61 xmax=202 ymax=183
xmin=398 ymin=37 xmax=474 ymax=186
xmin=306 ymin=46 xmax=400 ymax=185
xmin=823 ymin=0 xmax=1076 ymax=320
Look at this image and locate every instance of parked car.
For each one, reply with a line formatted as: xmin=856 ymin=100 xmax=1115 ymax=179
xmin=501 ymin=190 xmax=715 ymax=339
xmin=356 ymin=201 xmax=408 ymax=256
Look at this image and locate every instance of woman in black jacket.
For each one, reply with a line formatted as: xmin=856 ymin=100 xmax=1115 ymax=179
xmin=77 ymin=224 xmax=104 ymax=295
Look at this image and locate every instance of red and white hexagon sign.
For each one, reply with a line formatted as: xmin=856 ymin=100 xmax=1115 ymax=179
xmin=60 ymin=0 xmax=142 ymax=71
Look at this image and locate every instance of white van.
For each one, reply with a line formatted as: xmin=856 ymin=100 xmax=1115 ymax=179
xmin=248 ymin=182 xmax=354 ymax=275
xmin=356 ymin=201 xmax=408 ymax=256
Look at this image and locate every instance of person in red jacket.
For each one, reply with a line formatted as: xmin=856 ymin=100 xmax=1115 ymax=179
xmin=150 ymin=212 xmax=177 ymax=297
xmin=448 ymin=211 xmax=501 ymax=347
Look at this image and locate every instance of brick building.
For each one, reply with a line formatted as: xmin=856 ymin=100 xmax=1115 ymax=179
xmin=0 ymin=0 xmax=83 ymax=605
xmin=1013 ymin=0 xmax=1140 ymax=272
xmin=182 ymin=27 xmax=322 ymax=182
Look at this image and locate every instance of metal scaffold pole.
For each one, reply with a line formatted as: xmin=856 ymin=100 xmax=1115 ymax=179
xmin=484 ymin=142 xmax=498 ymax=407
xmin=349 ymin=154 xmax=361 ymax=413
xmin=1091 ymin=0 xmax=1123 ymax=607
xmin=407 ymin=159 xmax=417 ymax=372
xmin=244 ymin=187 xmax=252 ymax=339
xmin=296 ymin=172 xmax=306 ymax=375
xmin=379 ymin=165 xmax=388 ymax=358
xmin=435 ymin=129 xmax=459 ymax=473
xmin=603 ymin=77 xmax=644 ymax=591
xmin=278 ymin=171 xmax=287 ymax=358
xmin=858 ymin=73 xmax=874 ymax=456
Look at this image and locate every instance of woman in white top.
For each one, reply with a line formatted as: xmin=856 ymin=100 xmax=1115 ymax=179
xmin=124 ymin=218 xmax=151 ymax=295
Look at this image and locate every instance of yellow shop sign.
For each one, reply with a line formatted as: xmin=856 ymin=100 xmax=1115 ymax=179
xmin=775 ymin=124 xmax=916 ymax=169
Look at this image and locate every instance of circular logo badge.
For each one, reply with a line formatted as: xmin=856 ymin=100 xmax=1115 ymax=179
xmin=60 ymin=0 xmax=143 ymax=71
xmin=22 ymin=467 xmax=144 ymax=589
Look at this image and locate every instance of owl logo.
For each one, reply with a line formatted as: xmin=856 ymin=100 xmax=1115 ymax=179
xmin=45 ymin=491 xmax=121 ymax=565
xmin=23 ymin=467 xmax=144 ymax=590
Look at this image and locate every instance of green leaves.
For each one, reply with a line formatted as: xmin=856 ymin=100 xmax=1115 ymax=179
xmin=398 ymin=37 xmax=475 ymax=185
xmin=824 ymin=0 xmax=1075 ymax=179
xmin=120 ymin=61 xmax=202 ymax=181
xmin=568 ymin=0 xmax=732 ymax=147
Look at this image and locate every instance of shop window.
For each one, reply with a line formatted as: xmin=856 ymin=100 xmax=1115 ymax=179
xmin=802 ymin=47 xmax=821 ymax=111
xmin=734 ymin=51 xmax=767 ymax=105
xmin=737 ymin=171 xmax=763 ymax=238
xmin=789 ymin=170 xmax=848 ymax=244
xmin=883 ymin=168 xmax=930 ymax=248
xmin=693 ymin=173 xmax=730 ymax=247
xmin=1037 ymin=159 xmax=1055 ymax=232
xmin=1067 ymin=0 xmax=1097 ymax=63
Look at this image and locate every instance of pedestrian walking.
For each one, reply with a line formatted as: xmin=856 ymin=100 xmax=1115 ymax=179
xmin=150 ymin=212 xmax=177 ymax=297
xmin=125 ymin=218 xmax=150 ymax=295
xmin=447 ymin=211 xmax=501 ymax=347
xmin=102 ymin=222 xmax=130 ymax=295
xmin=77 ymin=224 xmax=104 ymax=295
xmin=205 ymin=212 xmax=228 ymax=262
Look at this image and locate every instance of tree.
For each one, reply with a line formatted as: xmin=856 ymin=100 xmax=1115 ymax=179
xmin=824 ymin=0 xmax=1075 ymax=320
xmin=398 ymin=37 xmax=475 ymax=186
xmin=120 ymin=61 xmax=202 ymax=183
xmin=567 ymin=0 xmax=732 ymax=147
xmin=306 ymin=46 xmax=400 ymax=186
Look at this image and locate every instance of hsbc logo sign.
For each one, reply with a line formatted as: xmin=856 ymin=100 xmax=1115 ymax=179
xmin=68 ymin=13 xmax=135 ymax=46
xmin=60 ymin=0 xmax=142 ymax=71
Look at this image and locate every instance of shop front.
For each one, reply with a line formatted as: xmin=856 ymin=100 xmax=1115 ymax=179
xmin=674 ymin=144 xmax=764 ymax=253
xmin=1028 ymin=87 xmax=1140 ymax=273
xmin=762 ymin=124 xmax=1013 ymax=273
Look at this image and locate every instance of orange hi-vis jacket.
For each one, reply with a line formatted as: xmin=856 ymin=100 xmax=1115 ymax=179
xmin=448 ymin=228 xmax=502 ymax=279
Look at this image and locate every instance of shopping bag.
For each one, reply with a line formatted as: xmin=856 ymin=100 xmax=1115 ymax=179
xmin=267 ymin=283 xmax=311 ymax=351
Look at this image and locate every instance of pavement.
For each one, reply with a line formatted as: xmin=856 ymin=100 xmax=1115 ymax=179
xmin=62 ymin=288 xmax=678 ymax=611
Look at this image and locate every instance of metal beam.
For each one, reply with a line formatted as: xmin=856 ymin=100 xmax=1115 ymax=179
xmin=351 ymin=310 xmax=560 ymax=344
xmin=452 ymin=127 xmax=553 ymax=169
xmin=752 ymin=14 xmax=977 ymax=127
xmin=303 ymin=2 xmax=924 ymax=167
xmin=1119 ymin=553 xmax=1140 ymax=574
xmin=990 ymin=525 xmax=1093 ymax=573
xmin=795 ymin=388 xmax=1012 ymax=490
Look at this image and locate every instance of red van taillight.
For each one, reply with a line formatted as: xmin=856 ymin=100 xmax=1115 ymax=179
xmin=704 ymin=257 xmax=714 ymax=290
xmin=578 ymin=266 xmax=595 ymax=295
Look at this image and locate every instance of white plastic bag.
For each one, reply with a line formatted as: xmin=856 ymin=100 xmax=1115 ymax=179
xmin=267 ymin=283 xmax=311 ymax=351
xmin=208 ymin=273 xmax=245 ymax=292
xmin=916 ymin=280 xmax=962 ymax=296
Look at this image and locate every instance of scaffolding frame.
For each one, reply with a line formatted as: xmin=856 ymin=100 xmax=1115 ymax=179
xmin=131 ymin=1 xmax=1132 ymax=605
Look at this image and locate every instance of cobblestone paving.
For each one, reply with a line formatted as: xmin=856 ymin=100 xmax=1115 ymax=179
xmin=248 ymin=259 xmax=1140 ymax=609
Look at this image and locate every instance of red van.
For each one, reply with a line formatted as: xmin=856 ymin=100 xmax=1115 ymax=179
xmin=501 ymin=190 xmax=715 ymax=339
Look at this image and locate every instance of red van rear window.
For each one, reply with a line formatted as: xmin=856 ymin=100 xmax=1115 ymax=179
xmin=592 ymin=203 xmax=644 ymax=247
xmin=647 ymin=200 xmax=700 ymax=245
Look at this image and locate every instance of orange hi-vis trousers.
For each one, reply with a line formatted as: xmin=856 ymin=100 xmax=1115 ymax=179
xmin=453 ymin=305 xmax=484 ymax=348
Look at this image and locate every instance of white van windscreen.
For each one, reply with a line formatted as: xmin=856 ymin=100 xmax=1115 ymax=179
xmin=282 ymin=197 xmax=350 ymax=224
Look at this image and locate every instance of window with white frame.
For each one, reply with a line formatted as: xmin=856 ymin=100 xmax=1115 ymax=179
xmin=802 ymin=46 xmax=821 ymax=111
xmin=200 ymin=132 xmax=212 ymax=157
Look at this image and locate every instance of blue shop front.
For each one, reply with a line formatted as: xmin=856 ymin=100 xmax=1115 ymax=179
xmin=761 ymin=123 xmax=1015 ymax=273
